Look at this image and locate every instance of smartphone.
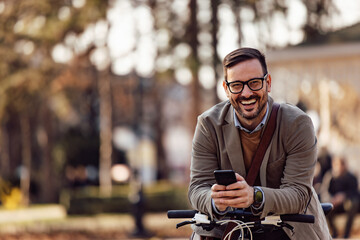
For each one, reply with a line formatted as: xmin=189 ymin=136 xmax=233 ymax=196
xmin=214 ymin=170 xmax=237 ymax=186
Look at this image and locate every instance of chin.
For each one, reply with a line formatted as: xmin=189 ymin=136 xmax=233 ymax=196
xmin=239 ymin=106 xmax=260 ymax=120
xmin=241 ymin=112 xmax=260 ymax=120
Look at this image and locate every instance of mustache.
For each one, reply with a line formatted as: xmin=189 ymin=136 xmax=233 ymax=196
xmin=237 ymin=96 xmax=259 ymax=101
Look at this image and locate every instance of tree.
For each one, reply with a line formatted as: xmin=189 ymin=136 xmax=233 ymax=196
xmin=302 ymin=0 xmax=338 ymax=43
xmin=0 ymin=0 xmax=107 ymax=204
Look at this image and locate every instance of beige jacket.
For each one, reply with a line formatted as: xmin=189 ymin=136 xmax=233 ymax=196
xmin=188 ymin=97 xmax=331 ymax=239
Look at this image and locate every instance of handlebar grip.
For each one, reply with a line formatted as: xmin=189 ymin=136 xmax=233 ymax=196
xmin=280 ymin=214 xmax=315 ymax=223
xmin=167 ymin=210 xmax=198 ymax=219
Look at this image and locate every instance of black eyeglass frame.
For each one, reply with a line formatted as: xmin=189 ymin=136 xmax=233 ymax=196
xmin=225 ymin=73 xmax=268 ymax=94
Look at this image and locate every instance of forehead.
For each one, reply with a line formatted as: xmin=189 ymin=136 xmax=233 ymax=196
xmin=227 ymin=59 xmax=263 ymax=81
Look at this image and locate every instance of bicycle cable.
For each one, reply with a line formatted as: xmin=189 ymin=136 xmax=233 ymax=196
xmin=217 ymin=219 xmax=255 ymax=240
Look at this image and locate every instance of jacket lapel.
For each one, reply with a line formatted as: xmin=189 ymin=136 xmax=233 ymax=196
xmin=222 ymin=106 xmax=247 ymax=178
xmin=222 ymin=97 xmax=276 ymax=185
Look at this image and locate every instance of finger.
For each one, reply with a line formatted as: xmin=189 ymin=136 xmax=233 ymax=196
xmin=211 ymin=191 xmax=222 ymax=199
xmin=235 ymin=173 xmax=245 ymax=181
xmin=230 ymin=194 xmax=252 ymax=207
xmin=214 ymin=204 xmax=229 ymax=212
xmin=212 ymin=189 xmax=236 ymax=199
xmin=215 ymin=188 xmax=249 ymax=199
xmin=226 ymin=180 xmax=248 ymax=190
xmin=223 ymin=188 xmax=252 ymax=201
xmin=212 ymin=184 xmax=227 ymax=192
xmin=230 ymin=202 xmax=252 ymax=209
xmin=219 ymin=196 xmax=251 ymax=208
xmin=212 ymin=199 xmax=230 ymax=211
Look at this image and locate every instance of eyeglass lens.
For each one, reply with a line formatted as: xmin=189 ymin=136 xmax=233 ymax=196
xmin=229 ymin=79 xmax=263 ymax=93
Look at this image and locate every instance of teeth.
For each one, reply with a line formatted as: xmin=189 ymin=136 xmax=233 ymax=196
xmin=241 ymin=99 xmax=256 ymax=105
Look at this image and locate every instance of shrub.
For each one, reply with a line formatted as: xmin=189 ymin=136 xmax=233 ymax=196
xmin=60 ymin=181 xmax=191 ymax=215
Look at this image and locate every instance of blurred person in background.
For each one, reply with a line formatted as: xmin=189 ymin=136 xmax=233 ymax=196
xmin=317 ymin=147 xmax=333 ymax=180
xmin=320 ymin=155 xmax=359 ymax=238
xmin=313 ymin=150 xmax=332 ymax=199
xmin=313 ymin=161 xmax=323 ymax=197
xmin=188 ymin=47 xmax=330 ymax=240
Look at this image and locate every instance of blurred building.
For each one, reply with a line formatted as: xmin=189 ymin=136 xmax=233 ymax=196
xmin=267 ymin=22 xmax=360 ymax=177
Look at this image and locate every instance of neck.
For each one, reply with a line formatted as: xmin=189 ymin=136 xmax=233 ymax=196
xmin=238 ymin=117 xmax=260 ymax=131
xmin=236 ymin=105 xmax=268 ymax=131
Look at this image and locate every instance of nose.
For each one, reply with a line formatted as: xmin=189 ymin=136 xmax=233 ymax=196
xmin=241 ymin=84 xmax=253 ymax=98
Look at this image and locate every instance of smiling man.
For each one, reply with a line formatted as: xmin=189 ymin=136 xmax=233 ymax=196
xmin=225 ymin=58 xmax=269 ymax=129
xmin=188 ymin=48 xmax=331 ymax=240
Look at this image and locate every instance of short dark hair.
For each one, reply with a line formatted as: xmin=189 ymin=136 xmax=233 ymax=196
xmin=223 ymin=48 xmax=267 ymax=81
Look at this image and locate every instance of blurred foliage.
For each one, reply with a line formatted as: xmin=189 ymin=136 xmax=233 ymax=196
xmin=0 ymin=177 xmax=22 ymax=209
xmin=58 ymin=128 xmax=99 ymax=167
xmin=0 ymin=187 xmax=22 ymax=209
xmin=60 ymin=182 xmax=190 ymax=215
xmin=0 ymin=0 xmax=107 ymax=204
xmin=0 ymin=0 xmax=106 ymax=115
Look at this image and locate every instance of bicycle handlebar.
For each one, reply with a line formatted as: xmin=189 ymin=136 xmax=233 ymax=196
xmin=167 ymin=209 xmax=314 ymax=224
xmin=168 ymin=210 xmax=198 ymax=219
xmin=168 ymin=204 xmax=331 ymax=239
xmin=280 ymin=213 xmax=314 ymax=223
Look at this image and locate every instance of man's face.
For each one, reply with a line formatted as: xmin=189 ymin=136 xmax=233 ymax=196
xmin=332 ymin=157 xmax=346 ymax=178
xmin=223 ymin=59 xmax=271 ymax=129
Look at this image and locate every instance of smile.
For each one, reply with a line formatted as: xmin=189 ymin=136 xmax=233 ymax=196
xmin=240 ymin=99 xmax=256 ymax=105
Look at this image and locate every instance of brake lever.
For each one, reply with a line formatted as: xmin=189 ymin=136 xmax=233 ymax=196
xmin=280 ymin=222 xmax=294 ymax=231
xmin=176 ymin=220 xmax=196 ymax=228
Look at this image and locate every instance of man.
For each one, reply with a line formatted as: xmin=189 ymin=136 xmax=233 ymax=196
xmin=188 ymin=48 xmax=331 ymax=239
xmin=320 ymin=156 xmax=359 ymax=238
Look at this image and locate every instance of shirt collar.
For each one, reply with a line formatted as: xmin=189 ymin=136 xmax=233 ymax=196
xmin=234 ymin=103 xmax=269 ymax=134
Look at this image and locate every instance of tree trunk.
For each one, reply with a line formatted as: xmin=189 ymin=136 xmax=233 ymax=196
xmin=39 ymin=105 xmax=56 ymax=203
xmin=155 ymin=86 xmax=167 ymax=179
xmin=20 ymin=114 xmax=31 ymax=206
xmin=98 ymin=70 xmax=113 ymax=197
xmin=211 ymin=0 xmax=220 ymax=104
xmin=188 ymin=0 xmax=201 ymax=130
xmin=0 ymin=124 xmax=10 ymax=179
xmin=232 ymin=0 xmax=242 ymax=47
xmin=148 ymin=1 xmax=169 ymax=180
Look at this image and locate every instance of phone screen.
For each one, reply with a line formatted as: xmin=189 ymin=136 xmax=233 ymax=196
xmin=214 ymin=170 xmax=237 ymax=186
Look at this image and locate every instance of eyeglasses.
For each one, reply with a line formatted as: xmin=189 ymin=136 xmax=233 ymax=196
xmin=225 ymin=73 xmax=268 ymax=94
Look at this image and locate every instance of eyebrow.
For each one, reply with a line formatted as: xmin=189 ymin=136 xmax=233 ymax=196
xmin=228 ymin=76 xmax=264 ymax=83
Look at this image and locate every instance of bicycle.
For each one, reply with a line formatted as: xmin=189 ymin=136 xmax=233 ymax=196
xmin=168 ymin=203 xmax=333 ymax=240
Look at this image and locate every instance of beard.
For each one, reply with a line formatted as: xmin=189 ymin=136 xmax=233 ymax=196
xmin=231 ymin=89 xmax=268 ymax=120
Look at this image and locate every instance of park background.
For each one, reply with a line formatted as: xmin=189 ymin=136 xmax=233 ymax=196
xmin=1 ymin=0 xmax=360 ymax=239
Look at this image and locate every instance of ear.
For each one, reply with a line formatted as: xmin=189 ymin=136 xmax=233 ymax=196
xmin=223 ymin=80 xmax=230 ymax=98
xmin=267 ymin=74 xmax=272 ymax=93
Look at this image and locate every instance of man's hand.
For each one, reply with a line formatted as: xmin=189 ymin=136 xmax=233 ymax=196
xmin=211 ymin=173 xmax=254 ymax=211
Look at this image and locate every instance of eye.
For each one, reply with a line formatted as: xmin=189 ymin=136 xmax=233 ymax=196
xmin=249 ymin=79 xmax=262 ymax=87
xmin=231 ymin=83 xmax=243 ymax=88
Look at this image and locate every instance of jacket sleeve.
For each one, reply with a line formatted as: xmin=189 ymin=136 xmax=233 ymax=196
xmin=188 ymin=115 xmax=220 ymax=219
xmin=260 ymin=112 xmax=317 ymax=218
